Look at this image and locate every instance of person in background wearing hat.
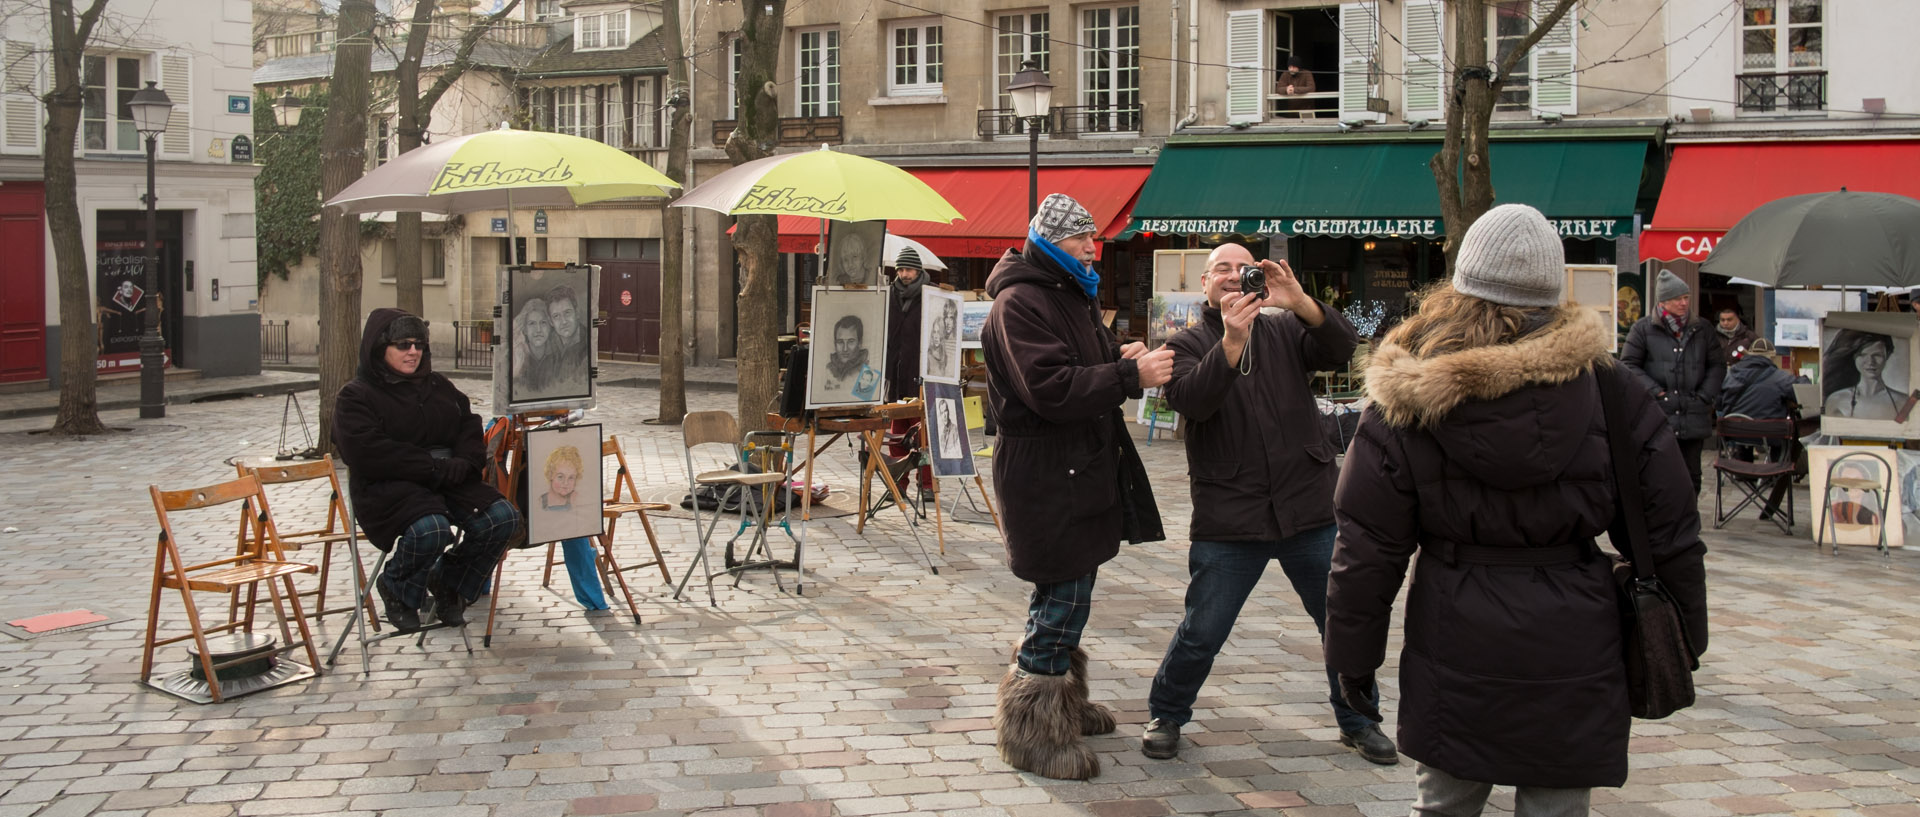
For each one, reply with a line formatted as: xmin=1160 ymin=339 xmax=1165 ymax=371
xmin=985 ymin=193 xmax=1174 ymax=780
xmin=1138 ymin=243 xmax=1387 ymax=764
xmin=1719 ymin=337 xmax=1799 ymax=519
xmin=883 ymin=246 xmax=934 ymax=502
xmin=1328 ymin=204 xmax=1709 ymax=815
xmin=1716 ymin=307 xmax=1759 ymax=367
xmin=1623 ymin=270 xmax=1724 ymax=495
xmin=333 ymin=308 xmax=522 ymax=632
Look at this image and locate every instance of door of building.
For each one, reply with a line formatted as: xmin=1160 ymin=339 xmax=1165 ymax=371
xmin=588 ymin=238 xmax=662 ymax=360
xmin=0 ymin=183 xmax=46 ymax=383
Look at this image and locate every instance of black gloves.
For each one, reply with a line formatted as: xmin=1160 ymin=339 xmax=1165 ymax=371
xmin=1339 ymin=673 xmax=1383 ymax=723
xmin=439 ymin=456 xmax=474 ymax=487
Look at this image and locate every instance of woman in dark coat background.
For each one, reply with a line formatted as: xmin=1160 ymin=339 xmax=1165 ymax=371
xmin=333 ymin=308 xmax=521 ymax=632
xmin=1327 ymin=205 xmax=1709 ymax=815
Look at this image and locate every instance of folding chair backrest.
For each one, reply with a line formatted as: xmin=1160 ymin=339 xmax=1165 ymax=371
xmin=238 ymin=456 xmax=350 ymax=536
xmin=963 ymin=395 xmax=986 ymax=433
xmin=151 ymin=474 xmax=295 ymax=566
xmin=683 ymin=411 xmax=740 ymax=451
xmin=1717 ymin=415 xmax=1797 ymax=440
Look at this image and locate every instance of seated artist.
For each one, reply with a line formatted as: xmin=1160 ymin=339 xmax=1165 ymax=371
xmin=333 ymin=308 xmax=522 ymax=631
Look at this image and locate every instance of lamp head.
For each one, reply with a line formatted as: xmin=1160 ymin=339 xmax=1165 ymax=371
xmin=128 ymin=81 xmax=174 ymax=136
xmin=273 ymin=90 xmax=303 ymax=129
xmin=1007 ymin=58 xmax=1053 ymax=120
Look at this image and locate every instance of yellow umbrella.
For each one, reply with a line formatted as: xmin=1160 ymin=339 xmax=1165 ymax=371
xmin=325 ymin=126 xmax=681 ymax=215
xmin=671 ymin=146 xmax=963 ymax=224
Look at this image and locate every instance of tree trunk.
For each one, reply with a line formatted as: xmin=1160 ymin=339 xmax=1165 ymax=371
xmin=392 ymin=0 xmax=436 ymax=317
xmin=43 ymin=0 xmax=112 ymax=436
xmin=728 ymin=0 xmax=786 ymax=428
xmin=655 ymin=0 xmax=692 ymax=425
xmin=317 ymin=0 xmax=376 ymax=454
xmin=1431 ymin=0 xmax=1579 ymax=269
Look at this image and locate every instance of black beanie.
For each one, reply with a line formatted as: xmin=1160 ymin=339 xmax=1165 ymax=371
xmin=382 ymin=315 xmax=429 ymax=346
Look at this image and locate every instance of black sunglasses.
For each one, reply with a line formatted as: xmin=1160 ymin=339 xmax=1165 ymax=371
xmin=390 ymin=340 xmax=428 ymax=351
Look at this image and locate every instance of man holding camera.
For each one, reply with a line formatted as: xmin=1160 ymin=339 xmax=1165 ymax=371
xmin=1141 ymin=244 xmax=1395 ymax=765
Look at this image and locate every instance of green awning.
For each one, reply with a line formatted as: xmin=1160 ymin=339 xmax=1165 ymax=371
xmin=1126 ymin=136 xmax=1652 ymax=238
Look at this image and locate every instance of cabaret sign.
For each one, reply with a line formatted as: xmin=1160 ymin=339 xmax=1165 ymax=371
xmin=1129 ymin=216 xmax=1624 ymax=239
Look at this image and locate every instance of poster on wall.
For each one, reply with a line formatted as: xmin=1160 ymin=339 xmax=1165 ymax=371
xmin=493 ymin=264 xmax=598 ymax=414
xmin=95 ymin=239 xmax=166 ymax=373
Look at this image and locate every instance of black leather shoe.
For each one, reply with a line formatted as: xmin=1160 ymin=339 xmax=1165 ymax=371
xmin=382 ymin=599 xmax=421 ymax=632
xmin=1341 ymin=724 xmax=1399 ymax=765
xmin=427 ymin=574 xmax=467 ymax=627
xmin=1141 ymin=717 xmax=1180 ymax=759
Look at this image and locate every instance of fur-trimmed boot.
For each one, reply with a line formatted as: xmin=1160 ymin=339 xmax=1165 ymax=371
xmin=995 ymin=664 xmax=1101 ymax=780
xmin=1069 ymin=647 xmax=1117 ymax=736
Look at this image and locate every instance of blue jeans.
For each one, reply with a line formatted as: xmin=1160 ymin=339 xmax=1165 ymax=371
xmin=1015 ymin=570 xmax=1097 ymax=676
xmin=1148 ymin=525 xmax=1377 ymax=734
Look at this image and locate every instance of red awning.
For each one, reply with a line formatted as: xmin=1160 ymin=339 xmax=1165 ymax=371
xmin=772 ymin=166 xmax=1151 ymax=259
xmin=1640 ymin=140 xmax=1920 ymax=263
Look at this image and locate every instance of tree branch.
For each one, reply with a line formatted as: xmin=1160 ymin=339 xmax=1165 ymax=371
xmin=1495 ymin=0 xmax=1579 ymax=82
xmin=419 ymin=0 xmax=523 ymax=113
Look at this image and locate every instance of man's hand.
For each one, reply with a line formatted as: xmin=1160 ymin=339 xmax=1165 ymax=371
xmin=1219 ymin=290 xmax=1263 ymax=368
xmin=1258 ymin=259 xmax=1322 ymax=325
xmin=1120 ymin=341 xmax=1147 ymax=360
xmin=1136 ymin=347 xmax=1175 ymax=389
xmin=1338 ymin=673 xmax=1383 ymax=723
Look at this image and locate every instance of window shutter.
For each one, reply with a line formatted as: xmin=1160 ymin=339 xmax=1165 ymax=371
xmin=1338 ymin=2 xmax=1382 ymax=122
xmin=158 ymin=54 xmax=190 ymax=156
xmin=2 ymin=41 xmax=42 ymax=155
xmin=1531 ymin=0 xmax=1576 ymax=114
xmin=1402 ymin=0 xmax=1445 ymax=121
xmin=1224 ymin=10 xmax=1266 ymax=125
xmin=605 ymin=81 xmax=624 ymax=146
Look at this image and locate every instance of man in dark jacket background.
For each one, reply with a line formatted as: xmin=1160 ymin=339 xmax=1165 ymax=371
xmin=1137 ymin=243 xmax=1389 ymax=764
xmin=984 ymin=193 xmax=1172 ymax=781
xmin=1623 ymin=270 xmax=1724 ymax=495
xmin=333 ymin=308 xmax=521 ymax=632
xmin=1719 ymin=337 xmax=1799 ymax=518
xmin=883 ymin=247 xmax=932 ymax=501
xmin=1716 ymin=307 xmax=1759 ymax=367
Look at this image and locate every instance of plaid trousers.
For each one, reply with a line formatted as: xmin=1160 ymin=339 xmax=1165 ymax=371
xmin=378 ymin=498 xmax=520 ymax=610
xmin=1016 ymin=569 xmax=1097 ymax=676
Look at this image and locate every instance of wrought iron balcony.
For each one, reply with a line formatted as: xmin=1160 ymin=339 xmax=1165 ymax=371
xmin=976 ymin=108 xmax=1056 ymax=140
xmin=711 ymin=116 xmax=845 ymax=147
xmin=1737 ymin=71 xmax=1827 ymax=113
xmin=1054 ymin=104 xmax=1144 ymax=136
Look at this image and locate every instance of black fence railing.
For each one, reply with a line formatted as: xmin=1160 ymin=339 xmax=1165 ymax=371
xmin=260 ymin=320 xmax=289 ymax=365
xmin=452 ymin=320 xmax=493 ymax=371
xmin=1737 ymin=71 xmax=1826 ymax=113
xmin=1053 ymin=103 xmax=1145 ymax=136
xmin=711 ymin=115 xmax=846 ymax=147
xmin=976 ymin=108 xmax=1057 ymax=139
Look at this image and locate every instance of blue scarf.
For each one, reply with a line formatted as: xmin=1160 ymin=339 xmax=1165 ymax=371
xmin=1029 ymin=227 xmax=1101 ymax=300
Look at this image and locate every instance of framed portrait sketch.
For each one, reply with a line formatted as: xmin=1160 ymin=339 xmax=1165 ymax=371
xmin=524 ymin=424 xmax=605 ymax=546
xmin=959 ymin=300 xmax=993 ymax=350
xmin=827 ymin=220 xmax=886 ymax=288
xmin=922 ymin=381 xmax=974 ymax=478
xmin=1806 ymin=445 xmax=1901 ymax=548
xmin=494 ymin=264 xmax=598 ymax=414
xmin=807 ymin=287 xmax=889 ymax=409
xmin=1819 ymin=312 xmax=1919 ymax=439
xmin=921 ymin=287 xmax=963 ymax=385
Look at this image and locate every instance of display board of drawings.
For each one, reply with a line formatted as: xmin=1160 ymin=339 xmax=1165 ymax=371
xmin=494 ymin=264 xmax=599 ymax=414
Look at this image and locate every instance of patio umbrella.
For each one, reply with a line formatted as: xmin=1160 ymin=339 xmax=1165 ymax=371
xmin=671 ymin=146 xmax=963 ymax=224
xmin=883 ymin=234 xmax=947 ymax=271
xmin=1700 ymin=190 xmax=1920 ymax=288
xmin=325 ymin=125 xmax=680 ymax=215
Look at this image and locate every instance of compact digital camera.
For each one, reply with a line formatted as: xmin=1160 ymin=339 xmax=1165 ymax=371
xmin=1237 ymin=264 xmax=1267 ymax=302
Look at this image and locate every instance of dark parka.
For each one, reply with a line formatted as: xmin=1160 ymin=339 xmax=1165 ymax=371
xmin=983 ymin=246 xmax=1162 ymax=583
xmin=884 ymin=276 xmax=924 ymax=403
xmin=333 ymin=308 xmax=504 ymax=552
xmin=1163 ymin=302 xmax=1357 ymax=541
xmin=1622 ymin=314 xmax=1725 ymax=440
xmin=1715 ymin=323 xmax=1759 ymax=367
xmin=1326 ymin=308 xmax=1709 ymax=789
xmin=1719 ymin=355 xmax=1798 ymax=419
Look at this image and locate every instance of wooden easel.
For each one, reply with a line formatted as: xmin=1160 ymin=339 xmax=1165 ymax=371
xmin=769 ymin=402 xmax=941 ymax=594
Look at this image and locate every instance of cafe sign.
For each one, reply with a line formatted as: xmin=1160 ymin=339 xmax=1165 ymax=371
xmin=1128 ymin=216 xmax=1626 ymax=240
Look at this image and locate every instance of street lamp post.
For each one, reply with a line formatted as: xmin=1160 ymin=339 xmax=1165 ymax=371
xmin=1006 ymin=59 xmax=1054 ymax=220
xmin=129 ymin=81 xmax=174 ymax=420
xmin=273 ymin=89 xmax=304 ymax=129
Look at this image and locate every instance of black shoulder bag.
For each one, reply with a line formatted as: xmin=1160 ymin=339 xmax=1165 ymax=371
xmin=1597 ymin=366 xmax=1699 ymax=719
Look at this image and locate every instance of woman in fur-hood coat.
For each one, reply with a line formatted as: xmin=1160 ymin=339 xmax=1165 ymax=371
xmin=1325 ymin=205 xmax=1709 ymax=806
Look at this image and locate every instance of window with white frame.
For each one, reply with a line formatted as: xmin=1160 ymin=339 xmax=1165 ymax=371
xmin=1490 ymin=0 xmax=1575 ymax=114
xmin=604 ymin=11 xmax=628 ymax=49
xmin=726 ymin=35 xmax=742 ymax=120
xmin=1078 ymin=5 xmax=1140 ymax=134
xmin=577 ymin=13 xmax=603 ymax=50
xmin=1492 ymin=2 xmax=1531 ymax=111
xmin=632 ymin=76 xmax=660 ymax=148
xmin=373 ymin=116 xmax=392 ymax=165
xmin=534 ymin=0 xmax=563 ymax=21
xmin=1742 ymin=0 xmax=1822 ymax=71
xmin=797 ymin=27 xmax=840 ymax=117
xmin=602 ymin=81 xmax=626 ymax=146
xmin=995 ymin=11 xmax=1050 ymax=111
xmin=887 ymin=19 xmax=943 ymax=96
xmin=81 ymin=54 xmax=146 ymax=153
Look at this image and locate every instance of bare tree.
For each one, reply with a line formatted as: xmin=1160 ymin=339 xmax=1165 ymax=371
xmin=317 ymin=0 xmax=378 ymax=454
xmin=654 ymin=0 xmax=691 ymax=425
xmin=1430 ymin=0 xmax=1579 ymax=264
xmin=724 ymin=0 xmax=785 ymax=427
xmin=391 ymin=0 xmax=523 ymax=316
xmin=42 ymin=0 xmax=113 ymax=436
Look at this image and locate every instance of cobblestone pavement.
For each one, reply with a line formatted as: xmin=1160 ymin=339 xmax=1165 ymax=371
xmin=1 ymin=382 xmax=1916 ymax=817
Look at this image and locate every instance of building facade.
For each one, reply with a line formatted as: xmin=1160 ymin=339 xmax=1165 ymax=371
xmin=0 ymin=0 xmax=263 ymax=388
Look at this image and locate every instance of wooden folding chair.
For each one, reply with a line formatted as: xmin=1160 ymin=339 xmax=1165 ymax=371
xmin=235 ymin=456 xmax=379 ymax=625
xmin=140 ymin=474 xmax=322 ymax=703
xmin=538 ymin=435 xmax=675 ymax=623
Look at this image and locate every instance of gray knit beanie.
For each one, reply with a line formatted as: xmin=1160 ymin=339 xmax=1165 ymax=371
xmin=1654 ymin=269 xmax=1690 ymax=303
xmin=1030 ymin=193 xmax=1098 ymax=244
xmin=894 ymin=246 xmax=923 ymax=270
xmin=1450 ymin=204 xmax=1565 ymax=307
